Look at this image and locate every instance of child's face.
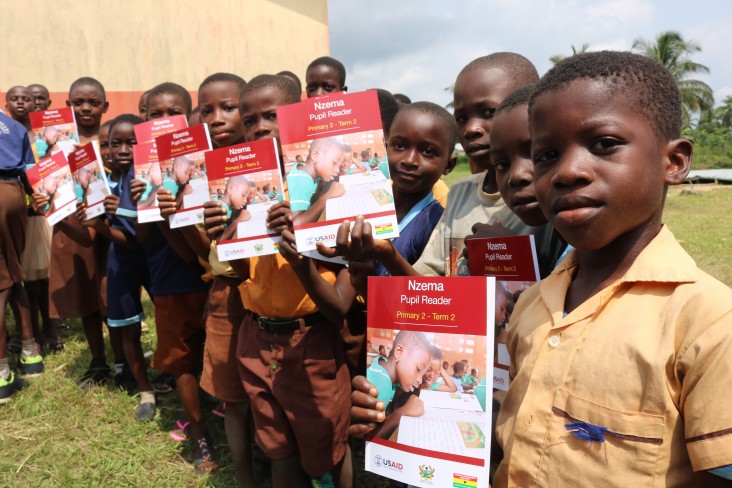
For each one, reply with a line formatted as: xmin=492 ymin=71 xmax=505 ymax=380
xmin=387 ymin=109 xmax=452 ymax=195
xmin=313 ymin=146 xmax=343 ymax=181
xmin=148 ymin=163 xmax=162 ymax=185
xmin=199 ymin=81 xmax=245 ymax=149
xmin=109 ymin=122 xmax=137 ymax=168
xmin=44 ymin=128 xmax=59 ymax=145
xmin=147 ymin=92 xmax=188 ymax=120
xmin=6 ymin=88 xmax=33 ymax=119
xmin=43 ymin=175 xmax=59 ymax=194
xmin=98 ymin=125 xmax=111 ymax=165
xmin=305 ymin=65 xmax=343 ymax=98
xmin=227 ymin=181 xmax=250 ymax=209
xmin=490 ymin=105 xmax=546 ymax=226
xmin=173 ymin=159 xmax=191 ymax=184
xmin=531 ymin=79 xmax=670 ymax=251
xmin=394 ymin=344 xmax=432 ymax=392
xmin=454 ymin=68 xmax=518 ymax=172
xmin=138 ymin=93 xmax=148 ymax=119
xmin=67 ymin=85 xmax=108 ymax=129
xmin=240 ymin=86 xmax=286 ymax=144
xmin=30 ymin=86 xmax=51 ymax=111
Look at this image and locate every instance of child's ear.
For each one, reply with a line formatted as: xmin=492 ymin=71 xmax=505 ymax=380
xmin=393 ymin=343 xmax=403 ymax=361
xmin=663 ymin=138 xmax=692 ymax=186
xmin=102 ymin=101 xmax=109 ymax=114
xmin=443 ymin=155 xmax=458 ymax=176
xmin=65 ymin=99 xmax=71 ymax=107
xmin=343 ymin=85 xmax=348 ymax=93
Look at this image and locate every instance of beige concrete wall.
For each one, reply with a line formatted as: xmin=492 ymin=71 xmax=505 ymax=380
xmin=2 ymin=0 xmax=329 ymax=117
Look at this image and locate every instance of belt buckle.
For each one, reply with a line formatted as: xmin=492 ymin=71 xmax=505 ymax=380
xmin=257 ymin=316 xmax=270 ymax=330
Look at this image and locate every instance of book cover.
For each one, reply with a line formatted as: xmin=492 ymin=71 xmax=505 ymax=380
xmin=205 ymin=139 xmax=284 ymax=261
xmin=467 ymin=236 xmax=540 ymax=392
xmin=25 ymin=151 xmax=76 ymax=226
xmin=365 ymin=276 xmax=494 ymax=488
xmin=133 ymin=115 xmax=188 ymax=143
xmin=132 ymin=116 xmax=189 ymax=223
xmin=28 ymin=106 xmax=79 ymax=163
xmin=276 ymin=90 xmax=398 ymax=253
xmin=67 ymin=141 xmax=111 ymax=220
xmin=155 ymin=124 xmax=212 ymax=228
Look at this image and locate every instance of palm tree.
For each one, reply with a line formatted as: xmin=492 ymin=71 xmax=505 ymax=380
xmin=550 ymin=43 xmax=590 ymax=65
xmin=632 ymin=31 xmax=714 ymax=129
xmin=714 ymin=96 xmax=732 ymax=129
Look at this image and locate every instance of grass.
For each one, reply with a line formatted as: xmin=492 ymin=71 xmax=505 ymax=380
xmin=1 ymin=183 xmax=729 ymax=487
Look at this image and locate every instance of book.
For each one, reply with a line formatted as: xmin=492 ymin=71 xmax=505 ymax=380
xmin=205 ymin=139 xmax=284 ymax=261
xmin=67 ymin=141 xmax=111 ymax=220
xmin=25 ymin=151 xmax=77 ymax=226
xmin=467 ymin=236 xmax=540 ymax=392
xmin=276 ymin=90 xmax=398 ymax=253
xmin=28 ymin=106 xmax=79 ymax=163
xmin=132 ymin=116 xmax=189 ymax=223
xmin=154 ymin=124 xmax=212 ymax=228
xmin=365 ymin=276 xmax=494 ymax=488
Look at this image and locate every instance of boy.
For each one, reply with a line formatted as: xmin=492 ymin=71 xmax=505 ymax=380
xmin=5 ymin=86 xmax=34 ymax=132
xmin=367 ymin=330 xmax=433 ymax=408
xmin=286 ymin=136 xmax=344 ymax=224
xmin=305 ymin=56 xmax=347 ymax=98
xmin=66 ymin=77 xmax=109 ymax=143
xmin=28 ymin=84 xmax=51 ymax=112
xmin=495 ymin=51 xmax=732 ymax=486
xmin=145 ymin=82 xmax=191 ymax=120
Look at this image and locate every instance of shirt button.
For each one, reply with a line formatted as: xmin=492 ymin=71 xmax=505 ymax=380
xmin=548 ymin=335 xmax=561 ymax=348
xmin=270 ymin=363 xmax=279 ymax=371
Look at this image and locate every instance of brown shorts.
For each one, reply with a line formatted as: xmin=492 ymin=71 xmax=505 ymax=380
xmin=237 ymin=311 xmax=351 ymax=478
xmin=151 ymin=290 xmax=207 ymax=375
xmin=342 ymin=303 xmax=367 ymax=378
xmin=0 ymin=180 xmax=27 ymax=290
xmin=199 ymin=276 xmax=248 ymax=403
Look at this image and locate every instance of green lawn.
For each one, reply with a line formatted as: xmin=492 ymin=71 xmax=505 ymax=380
xmin=1 ymin=183 xmax=729 ymax=487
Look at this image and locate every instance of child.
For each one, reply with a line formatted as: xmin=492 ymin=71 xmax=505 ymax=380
xmin=419 ymin=346 xmax=457 ymax=392
xmin=28 ymin=84 xmax=51 ymax=112
xmin=138 ymin=90 xmax=150 ymax=119
xmin=367 ymin=331 xmax=433 ymax=408
xmin=145 ymin=82 xmax=191 ymax=120
xmin=276 ymin=70 xmax=302 ymax=93
xmin=4 ymin=86 xmax=34 ymax=133
xmin=305 ymin=56 xmax=347 ymax=98
xmin=66 ymin=77 xmax=109 ymax=143
xmin=494 ymin=51 xmax=732 ymax=486
xmin=286 ymin=137 xmax=344 ymax=224
xmin=205 ymin=74 xmax=353 ymax=487
xmin=0 ymin=110 xmax=43 ymax=403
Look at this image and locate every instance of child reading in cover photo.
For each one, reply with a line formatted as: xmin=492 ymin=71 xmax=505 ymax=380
xmin=214 ymin=175 xmax=252 ymax=242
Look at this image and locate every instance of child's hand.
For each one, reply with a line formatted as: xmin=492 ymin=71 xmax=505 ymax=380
xmin=104 ymin=194 xmax=120 ymax=215
xmin=278 ymin=229 xmax=308 ymax=269
xmin=402 ymin=395 xmax=425 ymax=417
xmin=349 ymin=375 xmax=386 ymax=438
xmin=203 ymin=200 xmax=228 ymax=239
xmin=74 ymin=202 xmax=95 ymax=227
xmin=317 ymin=215 xmax=393 ymax=262
xmin=156 ymin=189 xmax=178 ymax=218
xmin=267 ymin=201 xmax=293 ymax=233
xmin=324 ymin=181 xmax=345 ymax=199
xmin=348 ymin=260 xmax=374 ymax=297
xmin=463 ymin=220 xmax=516 ymax=259
xmin=31 ymin=192 xmax=50 ymax=213
xmin=130 ymin=179 xmax=146 ymax=203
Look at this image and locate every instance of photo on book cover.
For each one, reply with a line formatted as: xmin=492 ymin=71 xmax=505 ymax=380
xmin=26 ymin=151 xmax=76 ymax=226
xmin=68 ymin=141 xmax=111 ymax=220
xmin=29 ymin=107 xmax=79 ymax=163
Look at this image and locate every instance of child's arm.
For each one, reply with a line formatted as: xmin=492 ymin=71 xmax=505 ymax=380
xmin=158 ymin=190 xmax=211 ymax=260
xmin=432 ymin=368 xmax=459 ymax=392
xmin=370 ymin=395 xmax=424 ymax=440
xmin=292 ymin=181 xmax=345 ymax=226
xmin=82 ymin=195 xmax=139 ymax=249
xmin=154 ymin=189 xmax=199 ymax=264
xmin=204 ymin=199 xmax=249 ymax=279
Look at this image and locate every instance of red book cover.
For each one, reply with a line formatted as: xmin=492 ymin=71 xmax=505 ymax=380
xmin=205 ymin=139 xmax=284 ymax=261
xmin=467 ymin=235 xmax=540 ymax=392
xmin=67 ymin=141 xmax=111 ymax=220
xmin=133 ymin=115 xmax=188 ymax=143
xmin=28 ymin=106 xmax=79 ymax=163
xmin=154 ymin=124 xmax=212 ymax=228
xmin=276 ymin=90 xmax=398 ymax=253
xmin=365 ymin=276 xmax=494 ymax=488
xmin=25 ymin=151 xmax=77 ymax=226
xmin=133 ymin=141 xmax=164 ymax=223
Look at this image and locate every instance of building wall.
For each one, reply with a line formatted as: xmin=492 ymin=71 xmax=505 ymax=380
xmin=2 ymin=0 xmax=329 ymax=119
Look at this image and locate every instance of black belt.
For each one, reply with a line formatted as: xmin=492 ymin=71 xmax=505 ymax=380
xmin=0 ymin=175 xmax=21 ymax=182
xmin=253 ymin=312 xmax=325 ymax=333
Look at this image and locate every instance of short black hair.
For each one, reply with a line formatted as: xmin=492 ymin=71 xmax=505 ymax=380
xmin=307 ymin=56 xmax=347 ymax=87
xmin=431 ymin=346 xmax=443 ymax=361
xmin=374 ymin=89 xmax=399 ymax=136
xmin=277 ymin=70 xmax=302 ymax=92
xmin=100 ymin=119 xmax=113 ymax=129
xmin=391 ymin=331 xmax=432 ymax=358
xmin=241 ymin=74 xmax=301 ymax=106
xmin=198 ymin=73 xmax=247 ymax=94
xmin=393 ymin=93 xmax=411 ymax=104
xmin=28 ymin=83 xmax=50 ymax=94
xmin=530 ymin=51 xmax=681 ymax=140
xmin=459 ymin=52 xmax=539 ymax=88
xmin=395 ymin=101 xmax=457 ymax=155
xmin=496 ymin=84 xmax=536 ymax=116
xmin=108 ymin=114 xmax=144 ymax=138
xmin=146 ymin=82 xmax=193 ymax=117
xmin=69 ymin=77 xmax=106 ymax=99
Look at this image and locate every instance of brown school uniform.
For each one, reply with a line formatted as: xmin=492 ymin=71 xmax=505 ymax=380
xmin=151 ymin=290 xmax=207 ymax=375
xmin=0 ymin=180 xmax=27 ymax=289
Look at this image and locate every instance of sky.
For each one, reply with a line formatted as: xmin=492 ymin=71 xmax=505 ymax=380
xmin=328 ymin=0 xmax=732 ymax=109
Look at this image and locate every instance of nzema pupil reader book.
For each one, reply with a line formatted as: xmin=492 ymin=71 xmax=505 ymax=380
xmin=365 ymin=276 xmax=495 ymax=488
xmin=276 ymin=90 xmax=399 ymax=254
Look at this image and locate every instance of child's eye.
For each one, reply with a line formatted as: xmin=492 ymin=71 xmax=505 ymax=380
xmin=267 ymin=113 xmax=278 ymax=120
xmin=243 ymin=118 xmax=255 ymax=126
xmin=592 ymin=137 xmax=623 ymax=152
xmin=225 ymin=104 xmax=237 ymax=112
xmin=533 ymin=149 xmax=559 ymax=164
xmin=493 ymin=159 xmax=509 ymax=171
xmin=483 ymin=108 xmax=496 ymax=118
xmin=421 ymin=147 xmax=437 ymax=156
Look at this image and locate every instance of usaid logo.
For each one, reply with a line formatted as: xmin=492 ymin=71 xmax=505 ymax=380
xmin=306 ymin=234 xmax=336 ymax=247
xmin=374 ymin=455 xmax=403 ymax=471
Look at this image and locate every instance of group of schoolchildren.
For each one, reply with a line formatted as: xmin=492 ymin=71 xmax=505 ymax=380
xmin=1 ymin=48 xmax=731 ymax=487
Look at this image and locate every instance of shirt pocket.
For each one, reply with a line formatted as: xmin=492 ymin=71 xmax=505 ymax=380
xmin=539 ymin=387 xmax=665 ymax=487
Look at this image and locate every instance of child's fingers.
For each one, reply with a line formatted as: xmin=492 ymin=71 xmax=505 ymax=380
xmin=351 ymin=402 xmax=386 ymax=423
xmin=315 ymin=242 xmax=339 ymax=258
xmin=331 ymin=220 xmax=351 ymax=257
xmin=352 ymin=374 xmax=379 ymax=398
xmin=348 ymin=422 xmax=378 ymax=438
xmin=349 ymin=216 xmax=366 ymax=257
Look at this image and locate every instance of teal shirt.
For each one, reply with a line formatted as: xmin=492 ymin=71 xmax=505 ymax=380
xmin=367 ymin=356 xmax=396 ymax=408
xmin=286 ymin=163 xmax=318 ymax=211
xmin=474 ymin=377 xmax=487 ymax=412
xmin=378 ymin=156 xmax=390 ymax=180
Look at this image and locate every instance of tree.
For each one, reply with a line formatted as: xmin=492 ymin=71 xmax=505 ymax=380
xmin=550 ymin=43 xmax=590 ymax=65
xmin=632 ymin=31 xmax=714 ymax=129
xmin=714 ymin=96 xmax=732 ymax=129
